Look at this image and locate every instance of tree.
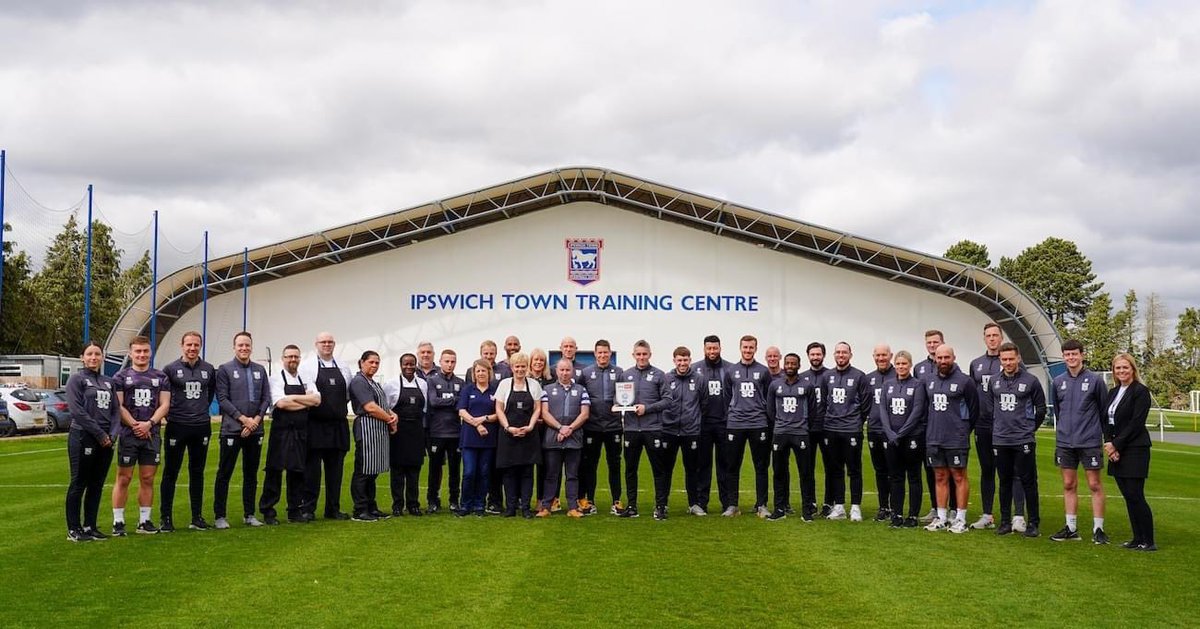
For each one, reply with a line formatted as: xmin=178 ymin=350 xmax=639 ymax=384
xmin=944 ymin=240 xmax=991 ymax=268
xmin=0 ymin=222 xmax=39 ymax=353
xmin=29 ymin=213 xmax=86 ymax=355
xmin=1142 ymin=292 xmax=1165 ymax=362
xmin=996 ymin=237 xmax=1103 ymax=330
xmin=1078 ymin=292 xmax=1118 ymax=371
xmin=1113 ymin=289 xmax=1139 ymax=354
xmin=1176 ymin=307 xmax=1200 ymax=370
xmin=117 ymin=250 xmax=152 ymax=305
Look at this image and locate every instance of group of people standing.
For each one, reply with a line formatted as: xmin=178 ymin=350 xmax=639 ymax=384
xmin=62 ymin=325 xmax=1157 ymax=551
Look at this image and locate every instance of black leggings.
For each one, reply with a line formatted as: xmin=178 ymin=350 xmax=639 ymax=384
xmin=885 ymin=436 xmax=924 ymax=518
xmin=1115 ymin=476 xmax=1155 ymax=545
xmin=65 ymin=431 xmax=114 ymax=531
xmin=580 ymin=430 xmax=622 ymax=505
xmin=867 ymin=432 xmax=889 ymax=511
xmin=995 ymin=443 xmax=1039 ymax=526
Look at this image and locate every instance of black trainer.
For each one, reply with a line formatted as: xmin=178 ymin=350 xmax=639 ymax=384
xmin=619 ymin=505 xmax=640 ymax=518
xmin=263 ymin=515 xmax=281 ymax=526
xmin=653 ymin=506 xmax=667 ymax=521
xmin=112 ymin=522 xmax=128 ymax=537
xmin=67 ymin=529 xmax=91 ymax=543
xmin=1136 ymin=543 xmax=1158 ymax=552
xmin=485 ymin=503 xmax=503 ymax=516
xmin=1093 ymin=528 xmax=1110 ymax=545
xmin=801 ymin=507 xmax=815 ymax=523
xmin=820 ymin=504 xmax=832 ymax=518
xmin=392 ymin=507 xmax=405 ymax=517
xmin=784 ymin=505 xmax=796 ymax=515
xmin=83 ymin=527 xmax=108 ymax=541
xmin=1121 ymin=539 xmax=1140 ymax=549
xmin=889 ymin=515 xmax=904 ymax=528
xmin=327 ymin=512 xmax=351 ymax=521
xmin=370 ymin=509 xmax=391 ymax=520
xmin=352 ymin=512 xmax=378 ymax=522
xmin=287 ymin=514 xmax=311 ymax=524
xmin=427 ymin=503 xmax=441 ymax=515
xmin=1049 ymin=526 xmax=1081 ymax=542
xmin=1023 ymin=524 xmax=1040 ymax=538
xmin=875 ymin=509 xmax=892 ymax=522
xmin=766 ymin=509 xmax=788 ymax=522
xmin=189 ymin=517 xmax=211 ymax=530
xmin=521 ymin=508 xmax=533 ymax=519
xmin=903 ymin=517 xmax=919 ymax=528
xmin=136 ymin=520 xmax=160 ymax=535
xmin=159 ymin=517 xmax=175 ymax=533
xmin=408 ymin=507 xmax=424 ymax=517
xmin=996 ymin=522 xmax=1014 ymax=536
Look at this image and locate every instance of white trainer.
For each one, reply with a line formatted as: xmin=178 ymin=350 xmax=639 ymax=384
xmin=243 ymin=516 xmax=264 ymax=527
xmin=924 ymin=518 xmax=947 ymax=531
xmin=1012 ymin=515 xmax=1027 ymax=533
xmin=970 ymin=514 xmax=995 ymax=530
xmin=689 ymin=505 xmax=708 ymax=516
xmin=849 ymin=505 xmax=863 ymax=522
xmin=755 ymin=505 xmax=771 ymax=518
xmin=827 ymin=504 xmax=847 ymax=520
xmin=919 ymin=508 xmax=938 ymax=523
xmin=949 ymin=519 xmax=969 ymax=534
xmin=214 ymin=517 xmax=230 ymax=530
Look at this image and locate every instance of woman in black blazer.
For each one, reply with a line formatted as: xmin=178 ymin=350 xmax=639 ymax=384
xmin=1102 ymin=353 xmax=1155 ymax=551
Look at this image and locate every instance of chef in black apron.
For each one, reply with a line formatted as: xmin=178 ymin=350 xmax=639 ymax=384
xmin=385 ymin=353 xmax=427 ymax=516
xmin=299 ymin=332 xmax=353 ymax=520
xmin=348 ymin=351 xmax=396 ymax=521
xmin=261 ymin=345 xmax=321 ymax=524
xmin=494 ymin=353 xmax=543 ymax=518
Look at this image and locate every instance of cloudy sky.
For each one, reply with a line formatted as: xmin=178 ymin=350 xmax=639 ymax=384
xmin=2 ymin=0 xmax=1197 ymax=319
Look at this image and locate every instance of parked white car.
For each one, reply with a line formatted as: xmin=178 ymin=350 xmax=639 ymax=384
xmin=0 ymin=387 xmax=48 ymax=434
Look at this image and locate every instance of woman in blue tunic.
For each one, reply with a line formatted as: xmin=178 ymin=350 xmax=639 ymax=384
xmin=457 ymin=359 xmax=498 ymax=517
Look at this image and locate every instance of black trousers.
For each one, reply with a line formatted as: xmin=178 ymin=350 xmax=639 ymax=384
xmin=867 ymin=432 xmax=890 ymax=511
xmin=425 ymin=437 xmax=461 ymax=507
xmin=580 ymin=429 xmax=622 ymax=505
xmin=624 ymin=431 xmax=668 ymax=509
xmin=390 ymin=465 xmax=422 ymax=511
xmin=65 ymin=431 xmax=114 ymax=531
xmin=160 ymin=422 xmax=211 ymax=522
xmin=885 ymin=436 xmax=925 ymax=518
xmin=723 ymin=428 xmax=771 ymax=509
xmin=543 ymin=448 xmax=581 ymax=510
xmin=995 ymin=442 xmax=1040 ymax=526
xmin=772 ymin=434 xmax=814 ymax=511
xmin=503 ymin=464 xmax=534 ymax=514
xmin=976 ymin=429 xmax=997 ymax=514
xmin=663 ymin=434 xmax=702 ymax=507
xmin=810 ymin=428 xmax=835 ymax=507
xmin=536 ymin=449 xmax=562 ymax=503
xmin=487 ymin=461 xmax=504 ymax=510
xmin=303 ymin=447 xmax=346 ymax=517
xmin=260 ymin=468 xmax=305 ymax=519
xmin=214 ymin=434 xmax=262 ymax=519
xmin=825 ymin=431 xmax=864 ymax=506
xmin=696 ymin=422 xmax=728 ymax=511
xmin=1115 ymin=476 xmax=1155 ymax=545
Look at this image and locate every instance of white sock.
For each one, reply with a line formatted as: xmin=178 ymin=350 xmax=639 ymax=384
xmin=956 ymin=509 xmax=967 ymax=523
xmin=1094 ymin=517 xmax=1104 ymax=531
xmin=937 ymin=508 xmax=947 ymax=520
xmin=1066 ymin=514 xmax=1078 ymax=532
xmin=139 ymin=506 xmax=152 ymax=523
xmin=113 ymin=508 xmax=125 ymax=524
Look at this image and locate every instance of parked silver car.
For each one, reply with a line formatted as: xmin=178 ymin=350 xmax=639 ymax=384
xmin=0 ymin=387 xmax=48 ymax=434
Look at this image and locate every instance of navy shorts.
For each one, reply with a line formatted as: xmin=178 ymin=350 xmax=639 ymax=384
xmin=926 ymin=446 xmax=969 ymax=469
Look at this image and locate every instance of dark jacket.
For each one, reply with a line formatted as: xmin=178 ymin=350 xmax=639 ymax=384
xmin=1102 ymin=381 xmax=1152 ymax=452
xmin=215 ymin=359 xmax=271 ymax=437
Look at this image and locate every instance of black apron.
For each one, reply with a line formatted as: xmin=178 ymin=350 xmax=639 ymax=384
xmin=309 ymin=360 xmax=350 ymax=452
xmin=390 ymin=380 xmax=426 ymax=468
xmin=496 ymin=383 xmax=540 ymax=468
xmin=266 ymin=372 xmax=309 ymax=473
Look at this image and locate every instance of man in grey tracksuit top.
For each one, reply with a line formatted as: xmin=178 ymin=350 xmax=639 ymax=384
xmin=821 ymin=342 xmax=872 ymax=521
xmin=990 ymin=342 xmax=1046 ymax=537
xmin=1048 ymin=339 xmax=1110 ymax=543
xmin=579 ymin=340 xmax=625 ymax=514
xmin=721 ymin=335 xmax=773 ymax=517
xmin=765 ymin=353 xmax=820 ymax=521
xmin=923 ymin=344 xmax=978 ymax=533
xmin=617 ymin=340 xmax=671 ymax=519
xmin=663 ymin=346 xmax=704 ymax=514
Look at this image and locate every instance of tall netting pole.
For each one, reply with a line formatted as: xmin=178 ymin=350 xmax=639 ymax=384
xmin=84 ymin=184 xmax=94 ymax=344
xmin=202 ymin=230 xmax=209 ymax=361
xmin=151 ymin=210 xmax=159 ymax=363
xmin=241 ymin=247 xmax=249 ymax=331
xmin=0 ymin=149 xmax=6 ymax=324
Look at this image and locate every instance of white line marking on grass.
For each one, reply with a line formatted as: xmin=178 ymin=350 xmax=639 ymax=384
xmin=0 ymin=447 xmax=66 ymax=457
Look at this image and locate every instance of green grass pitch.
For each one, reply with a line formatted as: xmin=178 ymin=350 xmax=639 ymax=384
xmin=1 ymin=428 xmax=1197 ymax=627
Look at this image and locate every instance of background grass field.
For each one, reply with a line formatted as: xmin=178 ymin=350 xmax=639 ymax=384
xmin=1 ymin=427 xmax=1197 ymax=627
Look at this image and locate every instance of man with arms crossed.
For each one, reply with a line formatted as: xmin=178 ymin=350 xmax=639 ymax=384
xmin=111 ymin=336 xmax=171 ymax=535
xmin=923 ymin=344 xmax=979 ymax=534
xmin=261 ymin=344 xmax=321 ymax=524
xmin=1049 ymin=339 xmax=1110 ymax=544
xmin=160 ymin=331 xmax=216 ymax=532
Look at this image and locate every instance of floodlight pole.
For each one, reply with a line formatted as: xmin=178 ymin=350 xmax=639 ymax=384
xmin=0 ymin=149 xmax=6 ymax=324
xmin=202 ymin=230 xmax=208 ymax=361
xmin=84 ymin=184 xmax=94 ymax=344
xmin=150 ymin=210 xmax=159 ymax=363
xmin=242 ymin=247 xmax=249 ymax=331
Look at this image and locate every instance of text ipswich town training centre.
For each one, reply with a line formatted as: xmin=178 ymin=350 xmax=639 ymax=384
xmin=408 ymin=293 xmax=760 ymax=312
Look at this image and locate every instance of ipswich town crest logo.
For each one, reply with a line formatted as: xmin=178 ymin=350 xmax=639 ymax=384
xmin=565 ymin=238 xmax=603 ymax=286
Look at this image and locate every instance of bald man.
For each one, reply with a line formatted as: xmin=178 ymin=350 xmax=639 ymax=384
xmin=865 ymin=344 xmax=896 ymax=521
xmin=923 ymin=344 xmax=979 ymax=534
xmin=298 ymin=332 xmax=353 ymax=520
xmin=560 ymin=337 xmax=584 ymax=381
